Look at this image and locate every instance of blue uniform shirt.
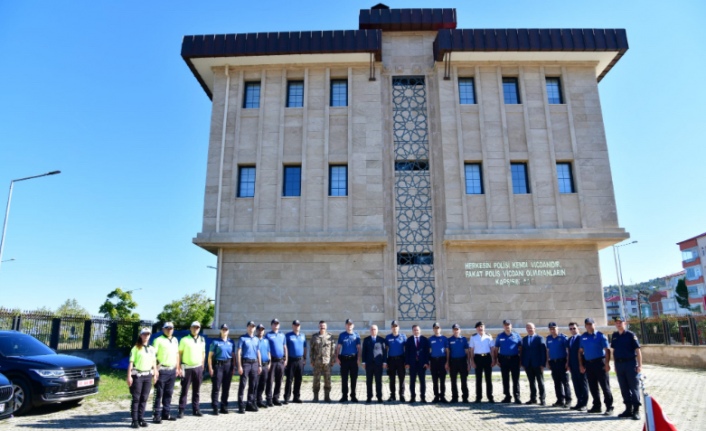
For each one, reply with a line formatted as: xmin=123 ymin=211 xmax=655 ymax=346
xmin=495 ymin=331 xmax=521 ymax=356
xmin=258 ymin=336 xmax=271 ymax=362
xmin=238 ymin=334 xmax=260 ymax=360
xmin=210 ymin=338 xmax=234 ymax=361
xmin=286 ymin=331 xmax=307 ymax=358
xmin=266 ymin=331 xmax=286 ymax=359
xmin=386 ymin=333 xmax=406 ymax=357
xmin=579 ymin=331 xmax=609 ymax=361
xmin=338 ymin=331 xmax=361 ymax=356
xmin=610 ymin=330 xmax=640 ymax=359
xmin=546 ymin=333 xmax=569 ymax=360
xmin=448 ymin=336 xmax=468 ymax=359
xmin=429 ymin=335 xmax=448 ymax=358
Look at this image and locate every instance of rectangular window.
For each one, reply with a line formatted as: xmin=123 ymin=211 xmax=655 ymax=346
xmin=330 ymin=80 xmax=348 ymax=107
xmin=237 ymin=166 xmax=256 ymax=198
xmin=243 ymin=82 xmax=261 ymax=109
xmin=510 ymin=162 xmax=529 ymax=194
xmin=287 ymin=81 xmax=304 ymax=108
xmin=682 ymin=249 xmax=698 ymax=263
xmin=394 ymin=160 xmax=429 ymax=171
xmin=503 ymin=77 xmax=520 ymax=104
xmin=283 ymin=166 xmax=301 ymax=196
xmin=458 ymin=78 xmax=476 ymax=104
xmin=686 ymin=266 xmax=703 ymax=281
xmin=397 ymin=252 xmax=434 ymax=265
xmin=329 ymin=165 xmax=347 ymax=196
xmin=556 ymin=162 xmax=575 ymax=193
xmin=546 ymin=77 xmax=563 ymax=104
xmin=464 ymin=163 xmax=483 ymax=194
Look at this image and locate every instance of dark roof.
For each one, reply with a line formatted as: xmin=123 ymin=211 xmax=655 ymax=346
xmin=433 ymin=28 xmax=628 ymax=82
xmin=359 ymin=8 xmax=456 ymax=31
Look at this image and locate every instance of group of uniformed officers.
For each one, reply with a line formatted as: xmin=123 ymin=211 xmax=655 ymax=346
xmin=126 ymin=316 xmax=643 ymax=428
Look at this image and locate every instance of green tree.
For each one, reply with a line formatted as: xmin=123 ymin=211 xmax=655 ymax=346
xmin=99 ymin=288 xmax=140 ymax=348
xmin=675 ymin=278 xmax=690 ymax=310
xmin=157 ymin=290 xmax=214 ymax=329
xmin=56 ymin=299 xmax=91 ymax=318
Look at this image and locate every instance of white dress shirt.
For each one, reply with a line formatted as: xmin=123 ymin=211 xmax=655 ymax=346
xmin=470 ymin=333 xmax=493 ymax=354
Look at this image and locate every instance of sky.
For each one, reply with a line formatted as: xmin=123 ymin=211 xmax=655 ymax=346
xmin=1 ymin=0 xmax=704 ymax=321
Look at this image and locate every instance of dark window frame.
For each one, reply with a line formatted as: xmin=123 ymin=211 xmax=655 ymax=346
xmin=329 ymin=165 xmax=348 ymax=196
xmin=464 ymin=163 xmax=484 ymax=194
xmin=282 ymin=165 xmax=302 ymax=197
xmin=556 ymin=162 xmax=575 ymax=194
xmin=286 ymin=80 xmax=304 ymax=108
xmin=397 ymin=252 xmax=434 ymax=265
xmin=394 ymin=160 xmax=429 ymax=171
xmin=237 ymin=166 xmax=256 ymax=198
xmin=458 ymin=77 xmax=476 ymax=105
xmin=502 ymin=77 xmax=521 ymax=104
xmin=330 ymin=79 xmax=348 ymax=107
xmin=510 ymin=162 xmax=530 ymax=194
xmin=546 ymin=77 xmax=564 ymax=104
xmin=243 ymin=82 xmax=261 ymax=109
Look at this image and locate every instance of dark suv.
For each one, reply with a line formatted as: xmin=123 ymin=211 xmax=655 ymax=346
xmin=0 ymin=331 xmax=100 ymax=415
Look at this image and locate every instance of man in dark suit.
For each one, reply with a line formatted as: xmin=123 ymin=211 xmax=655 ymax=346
xmin=567 ymin=321 xmax=588 ymax=411
xmin=521 ymin=322 xmax=547 ymax=406
xmin=405 ymin=325 xmax=430 ymax=403
xmin=362 ymin=325 xmax=388 ymax=403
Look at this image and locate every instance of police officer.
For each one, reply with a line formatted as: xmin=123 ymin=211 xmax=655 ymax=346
xmin=405 ymin=324 xmax=430 ymax=403
xmin=567 ymin=321 xmax=588 ymax=411
xmin=266 ymin=318 xmax=288 ymax=406
xmin=611 ymin=317 xmax=642 ymax=420
xmin=470 ymin=321 xmax=494 ymax=403
xmin=336 ymin=318 xmax=361 ymax=403
xmin=237 ymin=321 xmax=262 ymax=413
xmin=208 ymin=323 xmax=235 ymax=415
xmin=178 ymin=321 xmax=206 ymax=418
xmin=127 ymin=327 xmax=158 ymax=429
xmin=446 ymin=323 xmax=469 ymax=403
xmin=546 ymin=322 xmax=571 ymax=408
xmin=310 ymin=320 xmax=336 ymax=402
xmin=385 ymin=320 xmax=406 ymax=402
xmin=429 ymin=322 xmax=448 ymax=403
xmin=255 ymin=324 xmax=271 ymax=409
xmin=284 ymin=319 xmax=307 ymax=404
xmin=521 ymin=322 xmax=546 ymax=406
xmin=362 ymin=324 xmax=387 ymax=403
xmin=578 ymin=317 xmax=614 ymax=415
xmin=152 ymin=322 xmax=179 ymax=423
xmin=492 ymin=319 xmax=521 ymax=404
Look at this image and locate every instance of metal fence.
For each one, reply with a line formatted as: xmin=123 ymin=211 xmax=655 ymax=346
xmin=631 ymin=315 xmax=706 ymax=346
xmin=0 ymin=308 xmax=153 ymax=350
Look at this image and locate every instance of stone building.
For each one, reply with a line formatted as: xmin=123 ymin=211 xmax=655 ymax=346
xmin=182 ymin=5 xmax=629 ymax=330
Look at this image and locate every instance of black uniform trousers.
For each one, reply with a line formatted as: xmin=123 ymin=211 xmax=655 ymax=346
xmin=153 ymin=368 xmax=176 ymax=418
xmin=339 ymin=355 xmax=359 ymax=399
xmin=130 ymin=374 xmax=152 ymax=422
xmin=408 ymin=359 xmax=426 ymax=399
xmin=430 ymin=357 xmax=447 ymax=399
xmin=498 ymin=354 xmax=520 ymax=401
xmin=284 ymin=357 xmax=304 ymax=401
xmin=387 ymin=355 xmax=405 ymax=397
xmin=211 ymin=359 xmax=234 ymax=408
xmin=615 ymin=358 xmax=641 ymax=408
xmin=474 ymin=354 xmax=493 ymax=401
xmin=569 ymin=366 xmax=589 ymax=407
xmin=365 ymin=362 xmax=383 ymax=401
xmin=179 ymin=366 xmax=203 ymax=411
xmin=549 ymin=358 xmax=572 ymax=404
xmin=267 ymin=358 xmax=285 ymax=402
xmin=256 ymin=362 xmax=270 ymax=403
xmin=238 ymin=359 xmax=259 ymax=406
xmin=585 ymin=358 xmax=613 ymax=409
xmin=524 ymin=365 xmax=545 ymax=402
xmin=449 ymin=357 xmax=469 ymax=401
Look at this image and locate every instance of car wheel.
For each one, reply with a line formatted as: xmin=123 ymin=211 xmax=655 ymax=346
xmin=12 ymin=378 xmax=33 ymax=416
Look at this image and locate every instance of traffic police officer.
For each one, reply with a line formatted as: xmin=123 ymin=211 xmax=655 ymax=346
xmin=429 ymin=322 xmax=448 ymax=403
xmin=255 ymin=324 xmax=271 ymax=409
xmin=567 ymin=321 xmax=588 ymax=411
xmin=546 ymin=322 xmax=572 ymax=408
xmin=284 ymin=319 xmax=307 ymax=404
xmin=127 ymin=327 xmax=158 ymax=429
xmin=178 ymin=321 xmax=206 ymax=418
xmin=446 ymin=323 xmax=469 ymax=403
xmin=237 ymin=321 xmax=262 ymax=413
xmin=208 ymin=323 xmax=235 ymax=414
xmin=578 ymin=317 xmax=614 ymax=415
xmin=266 ymin=318 xmax=288 ymax=406
xmin=152 ymin=322 xmax=179 ymax=423
xmin=470 ymin=321 xmax=494 ymax=403
xmin=611 ymin=317 xmax=642 ymax=420
xmin=310 ymin=320 xmax=336 ymax=402
xmin=336 ymin=318 xmax=361 ymax=403
xmin=492 ymin=319 xmax=522 ymax=404
xmin=385 ymin=320 xmax=406 ymax=402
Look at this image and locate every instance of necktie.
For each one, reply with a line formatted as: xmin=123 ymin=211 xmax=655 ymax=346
xmin=416 ymin=337 xmax=419 ymax=349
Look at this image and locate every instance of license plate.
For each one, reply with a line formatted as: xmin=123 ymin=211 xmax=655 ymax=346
xmin=77 ymin=379 xmax=94 ymax=388
xmin=0 ymin=403 xmax=5 ymax=413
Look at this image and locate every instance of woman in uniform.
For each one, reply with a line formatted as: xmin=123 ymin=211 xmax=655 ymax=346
xmin=127 ymin=327 xmax=159 ymax=428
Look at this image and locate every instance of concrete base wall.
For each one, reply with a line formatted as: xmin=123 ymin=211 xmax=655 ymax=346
xmin=641 ymin=345 xmax=706 ymax=369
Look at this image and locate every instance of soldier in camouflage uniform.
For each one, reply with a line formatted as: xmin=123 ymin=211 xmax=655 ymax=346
xmin=310 ymin=320 xmax=336 ymax=402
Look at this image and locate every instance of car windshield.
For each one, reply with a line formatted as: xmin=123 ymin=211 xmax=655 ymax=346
xmin=0 ymin=333 xmax=55 ymax=357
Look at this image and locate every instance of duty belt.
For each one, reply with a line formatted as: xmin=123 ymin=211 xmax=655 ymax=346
xmin=339 ymin=354 xmax=356 ymax=359
xmin=215 ymin=359 xmax=232 ymax=365
xmin=182 ymin=364 xmax=202 ymax=369
xmin=474 ymin=353 xmax=489 ymax=357
xmin=585 ymin=357 xmax=605 ymax=363
xmin=159 ymin=365 xmax=176 ymax=370
xmin=289 ymin=356 xmax=303 ymax=361
xmin=132 ymin=370 xmax=153 ymax=377
xmin=615 ymin=357 xmax=637 ymax=363
xmin=270 ymin=357 xmax=284 ymax=362
xmin=262 ymin=361 xmax=270 ymax=365
xmin=549 ymin=358 xmax=567 ymax=362
xmin=242 ymin=358 xmax=257 ymax=363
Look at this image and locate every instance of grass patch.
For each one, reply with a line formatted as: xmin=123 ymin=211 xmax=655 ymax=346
xmin=93 ymin=367 xmax=132 ymax=403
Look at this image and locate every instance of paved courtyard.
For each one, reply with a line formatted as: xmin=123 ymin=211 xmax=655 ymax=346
xmin=5 ymin=365 xmax=705 ymax=430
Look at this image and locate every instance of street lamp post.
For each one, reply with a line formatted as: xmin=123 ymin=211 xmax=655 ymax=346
xmin=613 ymin=240 xmax=638 ymax=319
xmin=0 ymin=170 xmax=61 ymax=271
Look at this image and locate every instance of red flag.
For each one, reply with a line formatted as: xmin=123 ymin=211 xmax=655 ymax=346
xmin=643 ymin=394 xmax=678 ymax=431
